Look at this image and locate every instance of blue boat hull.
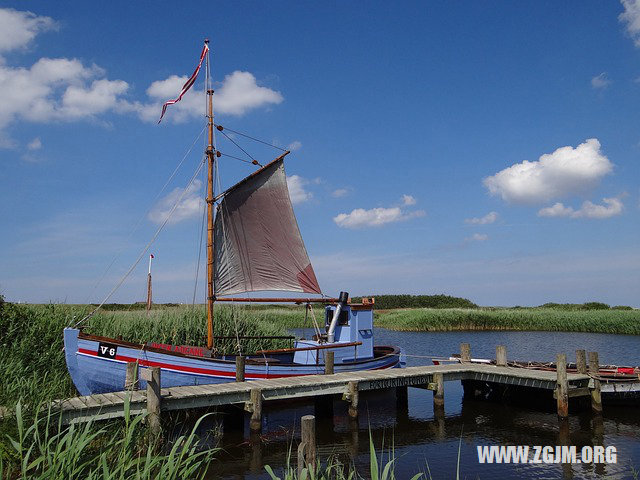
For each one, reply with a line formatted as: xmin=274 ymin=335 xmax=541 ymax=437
xmin=63 ymin=328 xmax=404 ymax=396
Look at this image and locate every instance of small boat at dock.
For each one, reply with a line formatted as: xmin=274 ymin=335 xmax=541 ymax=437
xmin=433 ymin=356 xmax=640 ymax=405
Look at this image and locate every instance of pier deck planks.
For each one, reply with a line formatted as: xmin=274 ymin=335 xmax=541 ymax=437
xmin=54 ymin=363 xmax=590 ymax=424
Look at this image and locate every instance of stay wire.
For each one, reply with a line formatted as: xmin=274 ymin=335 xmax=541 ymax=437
xmin=81 ymin=125 xmax=206 ymax=309
xmin=214 ymin=123 xmax=287 ymax=152
xmin=218 ymin=129 xmax=262 ymax=167
xmin=75 ymin=158 xmax=207 ymax=327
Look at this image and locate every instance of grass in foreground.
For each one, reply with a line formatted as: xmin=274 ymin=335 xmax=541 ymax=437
xmin=0 ymin=401 xmax=215 ymax=480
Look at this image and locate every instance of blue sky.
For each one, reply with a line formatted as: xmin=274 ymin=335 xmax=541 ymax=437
xmin=0 ymin=1 xmax=638 ymax=307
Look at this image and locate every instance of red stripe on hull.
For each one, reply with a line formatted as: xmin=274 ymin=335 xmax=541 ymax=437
xmin=77 ymin=348 xmax=397 ymax=379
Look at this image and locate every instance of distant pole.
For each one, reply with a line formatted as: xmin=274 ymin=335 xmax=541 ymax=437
xmin=146 ymin=254 xmax=154 ymax=314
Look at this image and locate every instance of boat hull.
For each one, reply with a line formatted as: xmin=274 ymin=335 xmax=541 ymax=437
xmin=64 ymin=328 xmax=404 ymax=396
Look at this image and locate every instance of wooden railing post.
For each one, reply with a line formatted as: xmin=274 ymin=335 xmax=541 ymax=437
xmin=496 ymin=345 xmax=507 ymax=367
xmin=236 ymin=356 xmax=245 ymax=382
xmin=297 ymin=415 xmax=317 ymax=476
xmin=324 ymin=351 xmax=334 ymax=375
xmin=460 ymin=343 xmax=471 ymax=363
xmin=556 ymin=354 xmax=568 ymax=418
xmin=125 ymin=361 xmax=138 ymax=390
xmin=249 ymin=388 xmax=262 ymax=432
xmin=576 ymin=350 xmax=587 ymax=374
xmin=145 ymin=367 xmax=161 ymax=435
xmin=588 ymin=351 xmax=602 ymax=413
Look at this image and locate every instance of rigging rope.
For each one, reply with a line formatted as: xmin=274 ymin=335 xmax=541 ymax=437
xmin=81 ymin=125 xmax=206 ymax=311
xmin=74 ymin=158 xmax=207 ymax=327
xmin=218 ymin=129 xmax=262 ymax=166
xmin=191 ymin=165 xmax=207 ymax=306
xmin=214 ymin=124 xmax=287 ymax=152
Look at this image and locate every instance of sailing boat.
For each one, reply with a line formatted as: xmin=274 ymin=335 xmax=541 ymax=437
xmin=63 ymin=41 xmax=403 ymax=396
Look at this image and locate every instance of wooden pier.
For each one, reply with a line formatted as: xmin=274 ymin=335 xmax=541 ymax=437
xmin=53 ymin=344 xmax=597 ymax=427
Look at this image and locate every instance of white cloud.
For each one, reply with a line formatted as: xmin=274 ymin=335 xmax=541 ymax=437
xmin=538 ymin=197 xmax=624 ymax=219
xmin=133 ymin=70 xmax=283 ymax=123
xmin=483 ymin=139 xmax=613 ymax=204
xmin=591 ymin=72 xmax=611 ymax=89
xmin=148 ymin=179 xmax=204 ymax=225
xmin=331 ymin=188 xmax=349 ymax=198
xmin=0 ymin=56 xmax=130 ymax=133
xmin=334 ymin=206 xmax=425 ymax=229
xmin=620 ymin=0 xmax=640 ymax=48
xmin=287 ymin=140 xmax=302 ymax=151
xmin=27 ymin=137 xmax=41 ymax=150
xmin=287 ymin=175 xmax=313 ymax=204
xmin=0 ymin=8 xmax=57 ymax=54
xmin=537 ymin=203 xmax=574 ymax=217
xmin=467 ymin=233 xmax=488 ymax=242
xmin=401 ymin=194 xmax=417 ymax=206
xmin=465 ymin=211 xmax=498 ymax=225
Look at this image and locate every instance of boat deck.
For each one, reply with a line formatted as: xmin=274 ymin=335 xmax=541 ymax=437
xmin=53 ymin=363 xmax=591 ymax=425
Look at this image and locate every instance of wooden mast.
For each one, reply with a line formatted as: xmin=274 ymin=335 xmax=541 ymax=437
xmin=205 ymin=39 xmax=215 ymax=350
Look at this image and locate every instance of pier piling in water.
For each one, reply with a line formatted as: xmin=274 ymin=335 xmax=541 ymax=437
xmin=556 ymin=354 xmax=569 ymax=418
xmin=433 ymin=372 xmax=445 ymax=408
xmin=589 ymin=351 xmax=602 ymax=414
xmin=298 ymin=415 xmax=317 ymax=476
xmin=145 ymin=367 xmax=161 ymax=435
xmin=346 ymin=380 xmax=359 ymax=418
xmin=247 ymin=388 xmax=263 ymax=432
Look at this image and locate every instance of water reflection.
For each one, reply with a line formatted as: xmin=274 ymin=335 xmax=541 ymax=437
xmin=201 ymin=329 xmax=640 ymax=479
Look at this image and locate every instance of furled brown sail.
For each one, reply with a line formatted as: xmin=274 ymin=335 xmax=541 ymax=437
xmin=214 ymin=157 xmax=322 ymax=296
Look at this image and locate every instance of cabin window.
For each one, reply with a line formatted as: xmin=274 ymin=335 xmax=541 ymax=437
xmin=325 ymin=308 xmax=349 ymax=326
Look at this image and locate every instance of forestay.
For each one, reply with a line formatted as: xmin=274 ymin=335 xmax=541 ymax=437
xmin=214 ymin=158 xmax=322 ymax=296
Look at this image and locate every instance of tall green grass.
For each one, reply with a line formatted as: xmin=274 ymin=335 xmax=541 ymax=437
xmin=375 ymin=308 xmax=640 ymax=334
xmin=0 ymin=303 xmax=305 ymax=409
xmin=0 ymin=401 xmax=215 ymax=480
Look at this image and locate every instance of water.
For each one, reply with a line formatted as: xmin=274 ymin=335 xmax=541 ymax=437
xmin=203 ymin=329 xmax=640 ymax=479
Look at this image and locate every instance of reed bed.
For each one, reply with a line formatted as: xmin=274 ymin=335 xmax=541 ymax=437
xmin=375 ymin=308 xmax=640 ymax=334
xmin=0 ymin=302 xmax=305 ymax=409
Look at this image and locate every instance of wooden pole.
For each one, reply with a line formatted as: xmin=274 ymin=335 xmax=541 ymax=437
xmin=556 ymin=353 xmax=569 ymax=418
xmin=125 ymin=362 xmax=138 ymax=390
xmin=146 ymin=367 xmax=161 ymax=435
xmin=588 ymin=351 xmax=602 ymax=413
xmin=433 ymin=372 xmax=444 ymax=408
xmin=236 ymin=356 xmax=245 ymax=382
xmin=576 ymin=349 xmax=587 ymax=374
xmin=146 ymin=274 xmax=152 ymax=313
xmin=460 ymin=343 xmax=471 ymax=363
xmin=299 ymin=415 xmax=317 ymax=476
xmin=249 ymin=388 xmax=262 ymax=432
xmin=496 ymin=345 xmax=507 ymax=367
xmin=324 ymin=351 xmax=334 ymax=375
xmin=347 ymin=381 xmax=359 ymax=418
xmin=146 ymin=254 xmax=153 ymax=314
xmin=205 ymin=39 xmax=215 ymax=351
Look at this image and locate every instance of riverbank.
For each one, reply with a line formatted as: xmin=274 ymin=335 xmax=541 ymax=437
xmin=375 ymin=307 xmax=640 ymax=334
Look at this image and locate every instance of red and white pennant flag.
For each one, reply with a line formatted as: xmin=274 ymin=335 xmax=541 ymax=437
xmin=157 ymin=42 xmax=209 ymax=123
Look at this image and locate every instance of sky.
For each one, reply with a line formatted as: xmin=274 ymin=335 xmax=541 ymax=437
xmin=0 ymin=1 xmax=639 ymax=307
